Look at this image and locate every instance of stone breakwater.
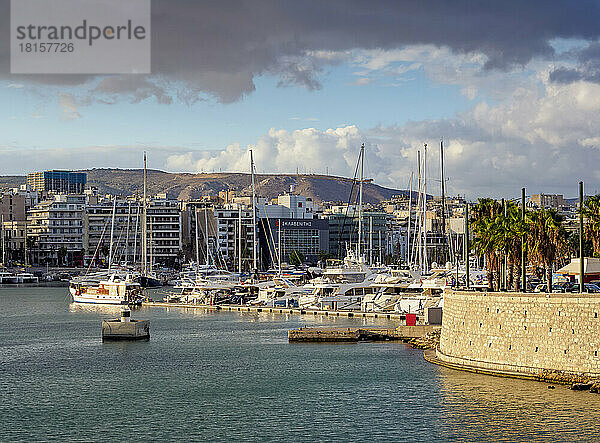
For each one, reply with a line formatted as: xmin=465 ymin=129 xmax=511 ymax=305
xmin=436 ymin=290 xmax=600 ymax=381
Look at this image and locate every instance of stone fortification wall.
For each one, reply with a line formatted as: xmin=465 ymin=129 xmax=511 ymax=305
xmin=438 ymin=291 xmax=600 ymax=377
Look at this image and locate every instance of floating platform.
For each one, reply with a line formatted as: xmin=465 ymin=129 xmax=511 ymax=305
xmin=143 ymin=301 xmax=417 ymax=321
xmin=101 ymin=309 xmax=150 ymax=341
xmin=288 ymin=325 xmax=439 ymax=342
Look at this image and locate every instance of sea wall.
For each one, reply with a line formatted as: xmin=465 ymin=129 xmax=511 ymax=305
xmin=438 ymin=291 xmax=600 ymax=377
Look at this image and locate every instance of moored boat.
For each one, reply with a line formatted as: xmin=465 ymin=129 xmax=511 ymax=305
xmin=69 ymin=274 xmax=144 ymax=305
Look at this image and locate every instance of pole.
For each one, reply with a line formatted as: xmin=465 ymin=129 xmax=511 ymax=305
xmin=465 ymin=202 xmax=469 ymax=289
xmin=142 ymin=152 xmax=147 ymax=276
xmin=378 ymin=230 xmax=382 ymax=265
xmin=205 ymin=207 xmax=209 ymax=267
xmin=278 ymin=219 xmax=282 ymax=277
xmin=417 ymin=150 xmax=422 ymax=269
xmin=108 ymin=198 xmax=116 ymax=272
xmin=195 ymin=208 xmax=200 ymax=268
xmin=24 ymin=218 xmax=27 ymax=266
xmin=369 ymin=216 xmax=373 ymax=265
xmin=238 ymin=206 xmax=242 ymax=278
xmin=133 ymin=204 xmax=139 ymax=265
xmin=580 ymin=181 xmax=585 ymax=293
xmin=1 ymin=214 xmax=4 ymax=267
xmin=423 ymin=143 xmax=427 ymax=270
xmin=501 ymin=198 xmax=506 ymax=291
xmin=358 ymin=144 xmax=364 ymax=261
xmin=250 ymin=150 xmax=257 ymax=275
xmin=125 ymin=201 xmax=131 ymax=264
xmin=408 ymin=172 xmax=413 ymax=267
xmin=440 ymin=139 xmax=446 ymax=264
xmin=521 ymin=187 xmax=526 ymax=292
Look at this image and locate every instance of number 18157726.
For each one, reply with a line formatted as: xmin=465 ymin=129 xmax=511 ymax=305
xmin=19 ymin=42 xmax=74 ymax=52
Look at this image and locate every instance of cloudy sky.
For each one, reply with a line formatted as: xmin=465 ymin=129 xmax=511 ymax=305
xmin=2 ymin=0 xmax=600 ymax=198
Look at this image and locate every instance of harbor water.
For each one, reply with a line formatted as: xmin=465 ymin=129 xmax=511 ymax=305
xmin=1 ymin=287 xmax=600 ymax=441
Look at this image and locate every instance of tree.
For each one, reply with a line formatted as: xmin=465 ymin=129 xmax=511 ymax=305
xmin=289 ymin=250 xmax=304 ymax=267
xmin=528 ymin=209 xmax=567 ymax=293
xmin=471 ymin=199 xmax=503 ymax=290
xmin=582 ymin=194 xmax=600 ymax=257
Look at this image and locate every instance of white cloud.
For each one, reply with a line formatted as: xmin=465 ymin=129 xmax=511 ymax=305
xmin=58 ymin=93 xmax=81 ymax=121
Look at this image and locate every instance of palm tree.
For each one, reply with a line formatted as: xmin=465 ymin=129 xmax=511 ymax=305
xmin=528 ymin=209 xmax=567 ymax=293
xmin=492 ymin=203 xmax=526 ymax=290
xmin=471 ymin=199 xmax=502 ymax=290
xmin=582 ymin=194 xmax=600 ymax=257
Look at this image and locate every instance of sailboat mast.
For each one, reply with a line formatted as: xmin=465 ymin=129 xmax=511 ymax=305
xmin=142 ymin=152 xmax=147 ymax=275
xmin=250 ymin=149 xmax=257 ymax=274
xmin=278 ymin=219 xmax=282 ymax=277
xmin=204 ymin=207 xmax=209 ymax=267
xmin=407 ymin=172 xmax=413 ymax=267
xmin=423 ymin=143 xmax=428 ymax=272
xmin=369 ymin=216 xmax=373 ymax=265
xmin=125 ymin=201 xmax=131 ymax=264
xmin=416 ymin=149 xmax=422 ymax=269
xmin=108 ymin=198 xmax=116 ymax=272
xmin=195 ymin=208 xmax=200 ymax=268
xmin=358 ymin=143 xmax=364 ymax=260
xmin=238 ymin=206 xmax=242 ymax=278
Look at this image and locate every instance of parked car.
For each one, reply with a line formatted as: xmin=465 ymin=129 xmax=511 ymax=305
xmin=534 ymin=283 xmax=548 ymax=293
xmin=568 ymin=283 xmax=600 ymax=293
xmin=551 ymin=282 xmax=572 ymax=293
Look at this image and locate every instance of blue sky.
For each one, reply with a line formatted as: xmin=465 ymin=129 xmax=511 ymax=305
xmin=0 ymin=62 xmax=476 ymax=153
xmin=1 ymin=1 xmax=600 ymax=197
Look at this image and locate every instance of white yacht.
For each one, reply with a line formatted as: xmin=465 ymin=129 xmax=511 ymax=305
xmin=0 ymin=271 xmax=18 ymax=284
xmin=70 ymin=274 xmax=144 ymax=305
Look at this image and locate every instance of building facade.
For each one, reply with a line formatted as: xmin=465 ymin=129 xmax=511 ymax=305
xmin=27 ymin=170 xmax=87 ymax=194
xmin=27 ymin=195 xmax=85 ymax=266
xmin=259 ymin=218 xmax=329 ymax=267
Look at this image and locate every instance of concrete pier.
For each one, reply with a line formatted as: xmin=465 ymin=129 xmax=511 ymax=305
xmin=288 ymin=325 xmax=439 ymax=342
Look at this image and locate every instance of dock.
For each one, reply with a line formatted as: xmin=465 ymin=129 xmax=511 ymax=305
xmin=287 ymin=325 xmax=440 ymax=342
xmin=143 ymin=301 xmax=416 ymax=321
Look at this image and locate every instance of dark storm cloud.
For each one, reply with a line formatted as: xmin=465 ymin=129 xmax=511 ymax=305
xmin=1 ymin=0 xmax=600 ymax=102
xmin=550 ymin=42 xmax=600 ymax=84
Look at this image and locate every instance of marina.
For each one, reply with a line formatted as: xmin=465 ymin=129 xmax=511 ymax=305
xmin=2 ymin=286 xmax=600 ymax=442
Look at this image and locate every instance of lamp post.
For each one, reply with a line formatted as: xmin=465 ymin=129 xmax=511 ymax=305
xmin=580 ymin=181 xmax=585 ymax=294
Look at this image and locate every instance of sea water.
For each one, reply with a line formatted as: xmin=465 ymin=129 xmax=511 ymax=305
xmin=1 ymin=287 xmax=599 ymax=442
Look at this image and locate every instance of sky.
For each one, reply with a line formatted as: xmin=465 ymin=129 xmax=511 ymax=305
xmin=2 ymin=0 xmax=600 ymax=199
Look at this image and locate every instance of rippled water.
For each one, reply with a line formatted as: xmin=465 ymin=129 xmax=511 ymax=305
xmin=1 ymin=287 xmax=599 ymax=442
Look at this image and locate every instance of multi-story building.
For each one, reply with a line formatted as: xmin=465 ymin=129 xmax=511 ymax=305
xmin=1 ymin=220 xmax=27 ymax=264
xmin=147 ymin=198 xmax=182 ymax=266
xmin=84 ymin=200 xmax=143 ymax=265
xmin=27 ymin=195 xmax=85 ymax=266
xmin=259 ymin=218 xmax=329 ymax=267
xmin=27 ymin=170 xmax=87 ymax=194
xmin=325 ymin=210 xmax=388 ymax=261
xmin=214 ymin=204 xmax=255 ymax=270
xmin=0 ymin=193 xmax=26 ymax=222
xmin=83 ymin=197 xmax=182 ymax=267
xmin=530 ymin=193 xmax=566 ymax=209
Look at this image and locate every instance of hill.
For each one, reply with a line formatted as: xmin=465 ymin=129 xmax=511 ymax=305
xmin=0 ymin=169 xmax=407 ymax=204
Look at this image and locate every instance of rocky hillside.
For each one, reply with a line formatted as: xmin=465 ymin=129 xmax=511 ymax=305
xmin=0 ymin=169 xmax=407 ymax=204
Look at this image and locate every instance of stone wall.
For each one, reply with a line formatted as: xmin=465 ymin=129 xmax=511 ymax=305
xmin=438 ymin=291 xmax=600 ymax=377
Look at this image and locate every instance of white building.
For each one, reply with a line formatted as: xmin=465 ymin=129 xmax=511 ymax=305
xmin=27 ymin=194 xmax=85 ymax=265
